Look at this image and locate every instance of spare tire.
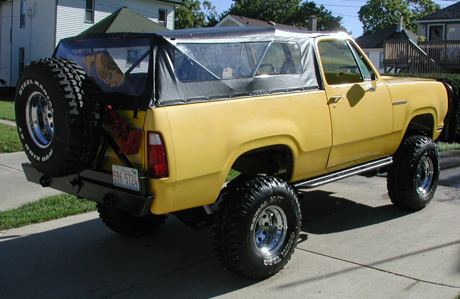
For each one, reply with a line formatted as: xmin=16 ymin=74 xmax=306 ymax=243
xmin=15 ymin=58 xmax=101 ymax=177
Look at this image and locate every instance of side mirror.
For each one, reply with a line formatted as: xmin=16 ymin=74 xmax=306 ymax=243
xmin=369 ymin=71 xmax=377 ymax=92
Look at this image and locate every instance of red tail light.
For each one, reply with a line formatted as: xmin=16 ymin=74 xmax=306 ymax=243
xmin=147 ymin=132 xmax=169 ymax=178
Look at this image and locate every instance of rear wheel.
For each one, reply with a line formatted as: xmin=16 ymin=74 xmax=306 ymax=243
xmin=97 ymin=204 xmax=167 ymax=237
xmin=15 ymin=58 xmax=100 ymax=177
xmin=387 ymin=135 xmax=440 ymax=211
xmin=213 ymin=176 xmax=301 ymax=279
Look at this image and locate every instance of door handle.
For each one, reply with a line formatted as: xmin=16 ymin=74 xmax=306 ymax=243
xmin=329 ymin=95 xmax=345 ymax=104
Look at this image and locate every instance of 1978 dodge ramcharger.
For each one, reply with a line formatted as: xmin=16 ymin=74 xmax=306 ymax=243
xmin=15 ymin=27 xmax=451 ymax=279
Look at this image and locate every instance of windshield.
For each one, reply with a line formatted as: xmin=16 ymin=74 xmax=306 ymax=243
xmin=55 ymin=37 xmax=151 ymax=97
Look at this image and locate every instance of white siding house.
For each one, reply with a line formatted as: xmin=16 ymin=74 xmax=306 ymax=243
xmin=0 ymin=0 xmax=182 ymax=87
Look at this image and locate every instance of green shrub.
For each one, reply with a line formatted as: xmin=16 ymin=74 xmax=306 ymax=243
xmin=383 ymin=73 xmax=460 ymax=142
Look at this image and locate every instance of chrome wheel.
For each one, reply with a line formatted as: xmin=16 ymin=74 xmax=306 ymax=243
xmin=252 ymin=205 xmax=288 ymax=256
xmin=416 ymin=152 xmax=434 ymax=198
xmin=26 ymin=91 xmax=54 ymax=149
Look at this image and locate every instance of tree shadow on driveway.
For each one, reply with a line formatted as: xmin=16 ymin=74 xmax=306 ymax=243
xmin=1 ymin=187 xmax=458 ymax=298
xmin=298 ymin=190 xmax=411 ymax=235
xmin=0 ymin=216 xmax=253 ymax=299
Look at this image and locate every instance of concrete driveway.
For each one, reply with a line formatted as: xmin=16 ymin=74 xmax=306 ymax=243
xmin=1 ymin=171 xmax=459 ymax=298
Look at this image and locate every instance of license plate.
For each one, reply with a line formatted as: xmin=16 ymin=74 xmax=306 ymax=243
xmin=112 ymin=165 xmax=140 ymax=191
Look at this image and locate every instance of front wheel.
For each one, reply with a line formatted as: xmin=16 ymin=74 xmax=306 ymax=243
xmin=387 ymin=135 xmax=440 ymax=211
xmin=213 ymin=176 xmax=301 ymax=279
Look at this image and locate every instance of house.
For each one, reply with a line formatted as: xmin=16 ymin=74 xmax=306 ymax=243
xmin=355 ymin=19 xmax=418 ymax=74
xmin=414 ymin=1 xmax=460 ymax=72
xmin=215 ymin=14 xmax=318 ymax=31
xmin=79 ymin=7 xmax=167 ymax=36
xmin=0 ymin=0 xmax=183 ymax=87
xmin=415 ymin=1 xmax=460 ymax=41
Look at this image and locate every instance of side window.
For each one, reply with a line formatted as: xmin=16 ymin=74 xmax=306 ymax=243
xmin=256 ymin=42 xmax=302 ymax=76
xmin=174 ymin=42 xmax=268 ymax=82
xmin=159 ymin=9 xmax=167 ymax=27
xmin=240 ymin=43 xmax=267 ymax=77
xmin=350 ymin=44 xmax=373 ymax=81
xmin=85 ymin=0 xmax=95 ymax=23
xmin=318 ymin=40 xmax=372 ymax=85
xmin=19 ymin=47 xmax=25 ymax=75
xmin=20 ymin=1 xmax=26 ymax=28
xmin=174 ymin=49 xmax=219 ymax=82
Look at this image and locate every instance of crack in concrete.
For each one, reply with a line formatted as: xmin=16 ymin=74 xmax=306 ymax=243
xmin=297 ymin=247 xmax=460 ymax=289
xmin=0 ymin=163 xmax=23 ymax=172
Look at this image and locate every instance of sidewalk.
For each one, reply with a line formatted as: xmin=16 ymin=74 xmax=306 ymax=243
xmin=0 ymin=152 xmax=61 ymax=211
xmin=0 ymin=119 xmax=16 ymax=127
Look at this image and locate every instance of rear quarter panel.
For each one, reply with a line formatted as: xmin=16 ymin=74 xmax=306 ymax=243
xmin=145 ymin=91 xmax=332 ymax=214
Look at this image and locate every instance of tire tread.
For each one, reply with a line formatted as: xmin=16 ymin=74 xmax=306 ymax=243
xmin=387 ymin=135 xmax=439 ymax=211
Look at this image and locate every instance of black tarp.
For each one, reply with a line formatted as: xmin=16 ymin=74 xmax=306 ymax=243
xmin=154 ymin=27 xmax=321 ymax=107
xmin=55 ymin=27 xmax=324 ymax=110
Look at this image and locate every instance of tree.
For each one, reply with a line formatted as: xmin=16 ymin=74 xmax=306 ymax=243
xmin=297 ymin=1 xmax=343 ymax=31
xmin=358 ymin=0 xmax=440 ymax=34
xmin=175 ymin=0 xmax=218 ymax=29
xmin=225 ymin=0 xmax=344 ymax=31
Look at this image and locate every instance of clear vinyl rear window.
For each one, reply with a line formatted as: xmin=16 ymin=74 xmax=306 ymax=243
xmin=55 ymin=38 xmax=151 ymax=96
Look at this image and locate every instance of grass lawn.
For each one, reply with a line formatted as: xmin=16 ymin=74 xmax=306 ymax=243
xmin=437 ymin=141 xmax=460 ymax=151
xmin=0 ymin=194 xmax=97 ymax=230
xmin=0 ymin=123 xmax=22 ymax=153
xmin=0 ymin=100 xmax=15 ymax=121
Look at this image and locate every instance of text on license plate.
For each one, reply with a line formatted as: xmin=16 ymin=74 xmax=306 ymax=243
xmin=112 ymin=165 xmax=139 ymax=191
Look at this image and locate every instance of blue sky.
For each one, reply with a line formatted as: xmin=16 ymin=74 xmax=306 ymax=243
xmin=212 ymin=0 xmax=458 ymax=38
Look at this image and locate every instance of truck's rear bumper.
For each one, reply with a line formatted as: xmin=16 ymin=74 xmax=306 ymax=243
xmin=22 ymin=163 xmax=154 ymax=217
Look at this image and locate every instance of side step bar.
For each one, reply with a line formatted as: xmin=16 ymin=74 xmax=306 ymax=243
xmin=293 ymin=156 xmax=393 ymax=189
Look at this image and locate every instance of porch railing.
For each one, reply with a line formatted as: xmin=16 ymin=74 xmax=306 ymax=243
xmin=418 ymin=40 xmax=460 ymax=65
xmin=383 ymin=39 xmax=448 ymax=73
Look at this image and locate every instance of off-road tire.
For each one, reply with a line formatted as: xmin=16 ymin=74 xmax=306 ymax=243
xmin=15 ymin=58 xmax=101 ymax=177
xmin=212 ymin=176 xmax=301 ymax=279
xmin=212 ymin=174 xmax=251 ymax=259
xmin=387 ymin=135 xmax=440 ymax=211
xmin=97 ymin=203 xmax=167 ymax=237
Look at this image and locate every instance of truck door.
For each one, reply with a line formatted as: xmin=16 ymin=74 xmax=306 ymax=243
xmin=317 ymin=38 xmax=393 ymax=169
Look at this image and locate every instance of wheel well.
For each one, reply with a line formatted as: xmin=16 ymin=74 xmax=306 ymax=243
xmin=231 ymin=145 xmax=293 ymax=181
xmin=404 ymin=114 xmax=434 ymax=139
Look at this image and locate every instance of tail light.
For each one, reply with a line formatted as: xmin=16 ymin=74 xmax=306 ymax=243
xmin=147 ymin=132 xmax=169 ymax=178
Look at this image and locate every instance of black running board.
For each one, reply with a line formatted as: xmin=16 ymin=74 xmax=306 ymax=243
xmin=293 ymin=156 xmax=393 ymax=189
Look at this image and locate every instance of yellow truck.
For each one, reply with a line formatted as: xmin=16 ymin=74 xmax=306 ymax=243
xmin=15 ymin=27 xmax=451 ymax=279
